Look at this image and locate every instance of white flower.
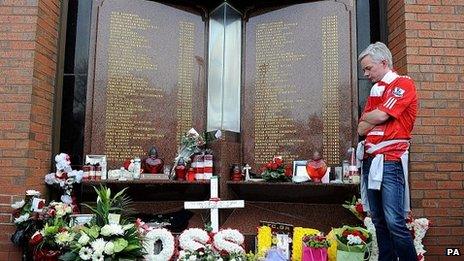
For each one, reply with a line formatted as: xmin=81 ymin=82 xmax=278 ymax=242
xmin=91 ymin=251 xmax=104 ymax=261
xmin=55 ymin=231 xmax=74 ymax=245
xmin=218 ymin=258 xmax=223 ymax=261
xmin=78 ymin=233 xmax=90 ymax=245
xmin=213 ymin=229 xmax=245 ymax=254
xmin=11 ymin=200 xmax=25 ymax=209
xmin=188 ymin=256 xmax=197 ymax=261
xmin=100 ymin=224 xmax=124 ymax=236
xmin=91 ymin=238 xmax=106 ymax=255
xmin=14 ymin=213 xmax=30 ymax=224
xmin=44 ymin=173 xmax=57 ymax=185
xmin=79 ymin=247 xmax=93 ymax=260
xmin=26 ymin=190 xmax=41 ymax=196
xmin=347 ymin=234 xmax=363 ymax=245
xmin=55 ymin=203 xmax=72 ymax=217
xmin=104 ymin=241 xmax=115 ymax=255
xmin=60 ymin=195 xmax=72 ymax=204
xmin=178 ymin=250 xmax=186 ymax=259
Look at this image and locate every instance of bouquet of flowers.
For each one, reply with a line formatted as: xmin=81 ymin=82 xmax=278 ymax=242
xmin=171 ymin=128 xmax=206 ymax=177
xmin=60 ymin=186 xmax=145 ymax=261
xmin=301 ymin=233 xmax=330 ymax=261
xmin=29 ymin=202 xmax=75 ymax=259
xmin=302 ymin=233 xmax=330 ymax=248
xmin=335 ymin=226 xmax=371 ymax=261
xmin=342 ymin=195 xmax=366 ymax=221
xmin=260 ymin=156 xmax=292 ymax=182
xmin=11 ymin=190 xmax=44 ymax=248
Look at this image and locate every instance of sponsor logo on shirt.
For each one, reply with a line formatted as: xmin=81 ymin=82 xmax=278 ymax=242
xmin=393 ymin=87 xmax=405 ymax=97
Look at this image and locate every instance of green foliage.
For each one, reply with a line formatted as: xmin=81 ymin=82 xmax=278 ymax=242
xmin=83 ymin=186 xmax=133 ymax=226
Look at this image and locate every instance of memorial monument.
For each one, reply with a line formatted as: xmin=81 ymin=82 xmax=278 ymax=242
xmin=83 ymin=0 xmax=358 ymax=235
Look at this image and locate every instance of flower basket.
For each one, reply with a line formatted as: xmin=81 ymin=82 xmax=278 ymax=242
xmin=335 ymin=226 xmax=371 ymax=261
xmin=335 ymin=249 xmax=365 ymax=261
xmin=302 ymin=246 xmax=328 ymax=261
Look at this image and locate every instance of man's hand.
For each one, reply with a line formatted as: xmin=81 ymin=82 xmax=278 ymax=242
xmin=357 ymin=109 xmax=390 ymax=136
xmin=357 ymin=121 xmax=375 ymax=136
xmin=361 ymin=109 xmax=390 ymax=125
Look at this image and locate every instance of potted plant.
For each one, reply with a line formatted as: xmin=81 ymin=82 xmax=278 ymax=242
xmin=260 ymin=156 xmax=292 ymax=182
xmin=301 ymin=233 xmax=330 ymax=261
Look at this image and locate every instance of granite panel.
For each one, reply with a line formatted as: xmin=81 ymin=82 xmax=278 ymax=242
xmin=85 ymin=0 xmax=206 ymax=168
xmin=242 ymin=1 xmax=357 ymax=171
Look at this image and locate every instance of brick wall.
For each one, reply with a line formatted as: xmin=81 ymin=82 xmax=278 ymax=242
xmin=0 ymin=0 xmax=60 ymax=260
xmin=389 ymin=0 xmax=464 ymax=259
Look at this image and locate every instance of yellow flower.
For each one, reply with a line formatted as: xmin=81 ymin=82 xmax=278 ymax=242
xmin=327 ymin=228 xmax=342 ymax=261
xmin=291 ymin=227 xmax=319 ymax=261
xmin=257 ymin=226 xmax=272 ymax=258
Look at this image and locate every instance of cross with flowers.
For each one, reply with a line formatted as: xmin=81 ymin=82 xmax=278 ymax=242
xmin=184 ymin=176 xmax=244 ymax=232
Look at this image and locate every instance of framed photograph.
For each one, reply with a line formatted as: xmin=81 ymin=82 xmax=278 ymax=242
xmin=85 ymin=155 xmax=107 ymax=178
xmin=70 ymin=214 xmax=94 ymax=226
xmin=293 ymin=160 xmax=308 ymax=176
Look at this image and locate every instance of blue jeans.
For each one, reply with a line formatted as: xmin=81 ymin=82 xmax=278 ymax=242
xmin=363 ymin=158 xmax=417 ymax=261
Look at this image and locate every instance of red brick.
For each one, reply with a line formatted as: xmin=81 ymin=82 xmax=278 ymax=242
xmin=442 ymin=0 xmax=464 ymax=5
xmin=424 ymin=172 xmax=450 ymax=180
xmin=411 ymin=180 xmax=437 ymax=189
xmin=438 ymin=181 xmax=463 ymax=189
xmin=435 ymin=144 xmax=461 ymax=153
xmin=424 ymin=190 xmax=450 ymax=198
xmin=430 ymin=6 xmax=456 ymax=14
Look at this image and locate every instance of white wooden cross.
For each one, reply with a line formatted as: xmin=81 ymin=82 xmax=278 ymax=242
xmin=184 ymin=176 xmax=244 ymax=232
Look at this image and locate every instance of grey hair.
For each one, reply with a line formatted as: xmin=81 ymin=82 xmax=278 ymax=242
xmin=358 ymin=42 xmax=393 ymax=69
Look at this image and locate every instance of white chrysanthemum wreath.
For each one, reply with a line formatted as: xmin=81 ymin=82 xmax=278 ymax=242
xmin=213 ymin=228 xmax=245 ymax=254
xmin=178 ymin=228 xmax=210 ymax=252
xmin=144 ymin=228 xmax=175 ymax=261
xmin=365 ymin=217 xmax=430 ymax=261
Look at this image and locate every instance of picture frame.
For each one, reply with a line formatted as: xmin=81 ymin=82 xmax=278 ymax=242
xmin=85 ymin=155 xmax=107 ymax=179
xmin=292 ymin=160 xmax=309 ymax=179
xmin=70 ymin=214 xmax=94 ymax=226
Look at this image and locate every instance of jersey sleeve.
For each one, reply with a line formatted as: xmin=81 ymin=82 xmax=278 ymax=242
xmin=378 ymin=78 xmax=417 ymax=119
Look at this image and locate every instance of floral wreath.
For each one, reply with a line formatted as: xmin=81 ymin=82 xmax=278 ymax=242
xmin=213 ymin=228 xmax=245 ymax=254
xmin=178 ymin=228 xmax=210 ymax=252
xmin=144 ymin=228 xmax=175 ymax=261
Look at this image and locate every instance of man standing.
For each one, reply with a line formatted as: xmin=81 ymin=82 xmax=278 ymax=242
xmin=357 ymin=42 xmax=418 ymax=261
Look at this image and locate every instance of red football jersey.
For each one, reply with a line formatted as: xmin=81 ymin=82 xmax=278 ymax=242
xmin=362 ymin=72 xmax=418 ymax=160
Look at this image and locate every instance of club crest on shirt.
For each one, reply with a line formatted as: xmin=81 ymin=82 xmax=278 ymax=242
xmin=392 ymin=87 xmax=405 ymax=97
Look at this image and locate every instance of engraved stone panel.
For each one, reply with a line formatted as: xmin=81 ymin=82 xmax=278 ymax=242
xmin=86 ymin=0 xmax=205 ymax=168
xmin=243 ymin=1 xmax=356 ymax=170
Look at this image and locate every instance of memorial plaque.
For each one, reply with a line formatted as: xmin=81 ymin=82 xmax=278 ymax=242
xmin=242 ymin=1 xmax=357 ymax=170
xmin=85 ymin=0 xmax=206 ymax=168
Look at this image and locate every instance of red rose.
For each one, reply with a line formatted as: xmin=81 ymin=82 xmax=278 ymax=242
xmin=266 ymin=162 xmax=273 ymax=169
xmin=123 ymin=159 xmax=132 ymax=170
xmin=29 ymin=231 xmax=43 ymax=246
xmin=284 ymin=165 xmax=293 ymax=177
xmin=274 ymin=158 xmax=283 ymax=165
xmin=220 ymin=250 xmax=229 ymax=257
xmin=355 ymin=203 xmax=364 ymax=214
xmin=37 ymin=200 xmax=45 ymax=210
xmin=48 ymin=208 xmax=56 ymax=217
xmin=269 ymin=163 xmax=277 ymax=170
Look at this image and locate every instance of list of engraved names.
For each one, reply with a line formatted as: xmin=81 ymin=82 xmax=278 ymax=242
xmin=104 ymin=12 xmax=161 ymax=162
xmin=253 ymin=21 xmax=305 ymax=165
